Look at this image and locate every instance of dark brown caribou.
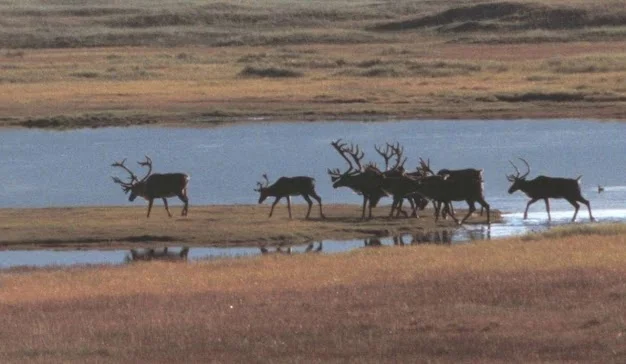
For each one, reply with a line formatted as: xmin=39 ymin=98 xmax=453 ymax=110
xmin=417 ymin=158 xmax=487 ymax=222
xmin=112 ymin=156 xmax=189 ymax=218
xmin=255 ymin=174 xmax=325 ymax=219
xmin=411 ymin=174 xmax=490 ymax=225
xmin=372 ymin=142 xmax=427 ymax=218
xmin=507 ymin=158 xmax=595 ymax=222
xmin=327 ymin=139 xmax=386 ymax=219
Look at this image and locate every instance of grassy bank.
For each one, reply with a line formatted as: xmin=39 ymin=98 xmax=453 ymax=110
xmin=0 ymin=0 xmax=625 ymax=127
xmin=0 ymin=204 xmax=498 ymax=250
xmin=0 ymin=226 xmax=624 ymax=362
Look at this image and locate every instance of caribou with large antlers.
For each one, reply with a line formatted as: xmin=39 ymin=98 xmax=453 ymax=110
xmin=327 ymin=139 xmax=387 ymax=219
xmin=507 ymin=158 xmax=594 ymax=222
xmin=111 ymin=156 xmax=189 ymax=218
xmin=255 ymin=174 xmax=325 ymax=219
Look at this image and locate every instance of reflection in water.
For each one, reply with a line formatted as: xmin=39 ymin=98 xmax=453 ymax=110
xmin=363 ymin=228 xmax=491 ymax=247
xmin=259 ymin=242 xmax=323 ymax=255
xmin=127 ymin=247 xmax=190 ymax=262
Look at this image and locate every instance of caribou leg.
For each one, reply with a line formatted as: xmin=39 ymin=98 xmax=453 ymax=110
xmin=309 ymin=191 xmax=325 ymax=219
xmin=434 ymin=201 xmax=442 ymax=222
xmin=147 ymin=198 xmax=154 ymax=218
xmin=523 ymin=198 xmax=540 ymax=219
xmin=162 ymin=198 xmax=172 ymax=217
xmin=390 ymin=198 xmax=407 ymax=218
xmin=177 ymin=192 xmax=189 ymax=216
xmin=478 ymin=198 xmax=490 ymax=225
xmin=447 ymin=202 xmax=460 ymax=224
xmin=302 ymin=194 xmax=313 ymax=219
xmin=286 ymin=196 xmax=292 ymax=219
xmin=579 ymin=197 xmax=595 ymax=221
xmin=460 ymin=201 xmax=477 ymax=224
xmin=544 ymin=198 xmax=551 ymax=222
xmin=361 ymin=195 xmax=368 ymax=220
xmin=566 ymin=198 xmax=580 ymax=222
xmin=269 ymin=197 xmax=281 ymax=217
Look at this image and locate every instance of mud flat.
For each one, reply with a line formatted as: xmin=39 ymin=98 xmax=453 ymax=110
xmin=0 ymin=204 xmax=499 ymax=250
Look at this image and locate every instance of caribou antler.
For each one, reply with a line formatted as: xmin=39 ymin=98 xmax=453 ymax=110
xmin=518 ymin=158 xmax=530 ymax=179
xmin=111 ymin=158 xmax=139 ymax=182
xmin=111 ymin=176 xmax=133 ymax=193
xmin=137 ymin=155 xmax=153 ymax=182
xmin=507 ymin=158 xmax=531 ymax=181
xmin=507 ymin=160 xmax=520 ymax=181
xmin=388 ymin=142 xmax=406 ymax=170
xmin=374 ymin=143 xmax=394 ymax=171
xmin=254 ymin=173 xmax=270 ymax=191
xmin=418 ymin=157 xmax=433 ymax=176
xmin=327 ymin=168 xmax=342 ymax=177
xmin=330 ymin=139 xmax=364 ymax=173
xmin=330 ymin=139 xmax=356 ymax=173
xmin=111 ymin=158 xmax=139 ymax=193
xmin=345 ymin=143 xmax=364 ymax=171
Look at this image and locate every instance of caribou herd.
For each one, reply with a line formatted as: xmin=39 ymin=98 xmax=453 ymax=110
xmin=111 ymin=139 xmax=595 ymax=224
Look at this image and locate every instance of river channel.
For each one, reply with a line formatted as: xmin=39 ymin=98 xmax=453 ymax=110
xmin=1 ymin=119 xmax=625 ymax=268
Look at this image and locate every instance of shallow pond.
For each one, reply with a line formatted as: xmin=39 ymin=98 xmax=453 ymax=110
xmin=1 ymin=119 xmax=625 ymax=268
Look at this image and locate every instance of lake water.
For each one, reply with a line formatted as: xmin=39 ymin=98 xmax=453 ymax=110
xmin=1 ymin=119 xmax=625 ymax=268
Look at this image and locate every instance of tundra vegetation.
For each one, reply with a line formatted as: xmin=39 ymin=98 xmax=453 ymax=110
xmin=0 ymin=0 xmax=625 ymax=362
xmin=0 ymin=0 xmax=624 ymax=128
xmin=0 ymin=223 xmax=624 ymax=362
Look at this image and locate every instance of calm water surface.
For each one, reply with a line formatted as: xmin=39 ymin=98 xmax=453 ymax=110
xmin=1 ymin=119 xmax=625 ymax=268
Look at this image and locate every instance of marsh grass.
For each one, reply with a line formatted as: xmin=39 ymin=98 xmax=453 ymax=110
xmin=0 ymin=229 xmax=624 ymax=362
xmin=522 ymin=222 xmax=626 ymax=240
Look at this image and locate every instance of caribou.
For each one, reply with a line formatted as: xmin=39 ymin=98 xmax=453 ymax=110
xmin=417 ymin=158 xmax=488 ymax=222
xmin=380 ymin=174 xmax=429 ymax=218
xmin=410 ymin=174 xmax=490 ymax=225
xmin=507 ymin=158 xmax=595 ymax=222
xmin=373 ymin=142 xmax=428 ymax=218
xmin=111 ymin=156 xmax=189 ymax=218
xmin=327 ymin=139 xmax=387 ymax=220
xmin=255 ymin=174 xmax=325 ymax=219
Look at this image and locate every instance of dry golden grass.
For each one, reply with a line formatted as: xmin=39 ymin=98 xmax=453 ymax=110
xmin=0 ymin=205 xmax=497 ymax=250
xmin=0 ymin=230 xmax=624 ymax=362
xmin=0 ymin=1 xmax=625 ymax=126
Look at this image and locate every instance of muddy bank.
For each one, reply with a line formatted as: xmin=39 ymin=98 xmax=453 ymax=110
xmin=0 ymin=205 xmax=499 ymax=250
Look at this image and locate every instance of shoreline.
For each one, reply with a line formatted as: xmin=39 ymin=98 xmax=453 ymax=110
xmin=1 ymin=111 xmax=624 ymax=131
xmin=0 ymin=204 xmax=500 ymax=250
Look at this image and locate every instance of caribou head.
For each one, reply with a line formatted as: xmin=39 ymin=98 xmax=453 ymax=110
xmin=506 ymin=158 xmax=531 ymax=194
xmin=111 ymin=156 xmax=153 ymax=201
xmin=254 ymin=174 xmax=272 ymax=204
